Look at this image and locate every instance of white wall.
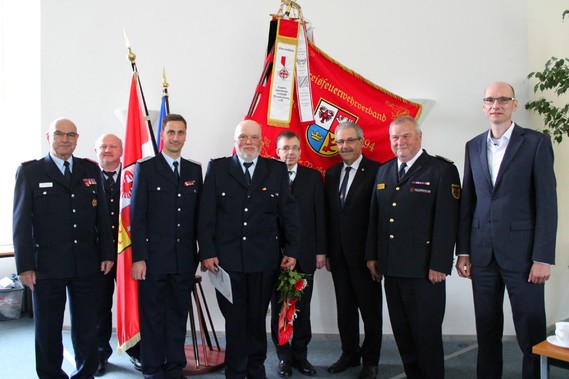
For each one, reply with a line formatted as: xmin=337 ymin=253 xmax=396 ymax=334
xmin=1 ymin=0 xmax=566 ymax=336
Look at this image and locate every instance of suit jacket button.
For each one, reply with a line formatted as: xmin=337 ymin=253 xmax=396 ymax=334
xmin=389 ymin=235 xmax=394 ymax=239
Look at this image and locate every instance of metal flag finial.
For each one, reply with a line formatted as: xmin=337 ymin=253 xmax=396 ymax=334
xmin=123 ymin=29 xmax=136 ymax=63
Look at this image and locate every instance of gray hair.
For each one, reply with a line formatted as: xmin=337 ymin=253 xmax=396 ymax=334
xmin=335 ymin=121 xmax=364 ymax=139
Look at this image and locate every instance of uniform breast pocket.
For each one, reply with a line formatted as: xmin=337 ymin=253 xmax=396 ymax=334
xmin=216 ymin=191 xmax=233 ymax=214
xmin=32 ymin=188 xmax=59 ymax=214
xmin=149 ymin=185 xmax=171 ymax=208
xmin=262 ymin=191 xmax=279 ymax=213
xmin=81 ymin=186 xmax=99 ymax=209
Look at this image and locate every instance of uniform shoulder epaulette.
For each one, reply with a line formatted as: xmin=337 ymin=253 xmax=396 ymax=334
xmin=137 ymin=156 xmax=154 ymax=164
xmin=210 ymin=156 xmax=229 ymax=162
xmin=185 ymin=158 xmax=202 ymax=166
xmin=384 ymin=157 xmax=397 ymax=164
xmin=435 ymin=155 xmax=454 ymax=164
xmin=81 ymin=157 xmax=99 ymax=165
xmin=21 ymin=159 xmax=37 ymax=166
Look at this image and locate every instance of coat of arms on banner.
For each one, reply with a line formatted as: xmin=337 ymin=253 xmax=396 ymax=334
xmin=306 ymin=99 xmax=358 ymax=157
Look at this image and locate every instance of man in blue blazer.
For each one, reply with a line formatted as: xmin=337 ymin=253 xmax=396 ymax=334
xmin=324 ymin=121 xmax=382 ymax=379
xmin=457 ymin=82 xmax=557 ymax=379
xmin=13 ymin=118 xmax=115 ymax=379
xmin=131 ymin=114 xmax=203 ymax=379
xmin=199 ymin=120 xmax=300 ymax=379
xmin=270 ymin=131 xmax=327 ymax=377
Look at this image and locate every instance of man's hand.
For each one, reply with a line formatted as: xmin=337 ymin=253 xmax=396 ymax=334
xmin=429 ymin=269 xmax=446 ymax=284
xmin=201 ymin=257 xmax=219 ymax=273
xmin=19 ymin=270 xmax=36 ymax=291
xmin=132 ymin=261 xmax=147 ymax=280
xmin=281 ymin=256 xmax=296 ymax=269
xmin=315 ymin=254 xmax=326 ymax=269
xmin=366 ymin=260 xmax=382 ymax=282
xmin=100 ymin=261 xmax=114 ymax=275
xmin=456 ymin=256 xmax=471 ymax=279
xmin=528 ymin=262 xmax=551 ymax=284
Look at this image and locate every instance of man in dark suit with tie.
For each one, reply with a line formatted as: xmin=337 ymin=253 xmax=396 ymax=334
xmin=456 ymin=82 xmax=558 ymax=379
xmin=366 ymin=116 xmax=461 ymax=378
xmin=131 ymin=114 xmax=203 ymax=379
xmin=324 ymin=121 xmax=382 ymax=379
xmin=13 ymin=117 xmax=115 ymax=379
xmin=94 ymin=133 xmax=141 ymax=375
xmin=270 ymin=130 xmax=327 ymax=377
xmin=199 ymin=119 xmax=300 ymax=379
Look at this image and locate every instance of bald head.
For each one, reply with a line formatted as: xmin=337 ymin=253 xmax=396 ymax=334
xmin=234 ymin=120 xmax=262 ymax=162
xmin=95 ymin=133 xmax=123 ymax=170
xmin=46 ymin=118 xmax=79 ymax=160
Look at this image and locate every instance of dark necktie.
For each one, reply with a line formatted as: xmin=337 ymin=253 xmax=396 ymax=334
xmin=398 ymin=162 xmax=407 ymax=181
xmin=63 ymin=161 xmax=72 ymax=185
xmin=173 ymin=161 xmax=180 ymax=182
xmin=243 ymin=162 xmax=253 ymax=185
xmin=288 ymin=170 xmax=294 ymax=190
xmin=339 ymin=166 xmax=352 ymax=208
xmin=103 ymin=170 xmax=115 ymax=192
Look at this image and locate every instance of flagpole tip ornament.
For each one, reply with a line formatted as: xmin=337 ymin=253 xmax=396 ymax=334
xmin=162 ymin=67 xmax=169 ymax=89
xmin=123 ymin=30 xmax=136 ymax=63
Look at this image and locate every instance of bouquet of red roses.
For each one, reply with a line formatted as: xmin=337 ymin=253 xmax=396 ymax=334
xmin=276 ymin=267 xmax=310 ymax=345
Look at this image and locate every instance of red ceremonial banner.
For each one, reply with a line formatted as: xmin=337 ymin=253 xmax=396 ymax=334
xmin=116 ymin=73 xmax=155 ymax=352
xmin=251 ymin=40 xmax=422 ymax=173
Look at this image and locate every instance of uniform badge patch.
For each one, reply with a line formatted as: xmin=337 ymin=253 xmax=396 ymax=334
xmin=92 ymin=199 xmax=98 ymax=207
xmin=184 ymin=180 xmax=195 ymax=187
xmin=452 ymin=184 xmax=461 ymax=200
xmin=377 ymin=183 xmax=385 ymax=190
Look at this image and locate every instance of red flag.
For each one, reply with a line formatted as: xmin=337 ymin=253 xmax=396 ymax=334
xmin=116 ymin=72 xmax=155 ymax=352
xmin=251 ymin=40 xmax=422 ymax=173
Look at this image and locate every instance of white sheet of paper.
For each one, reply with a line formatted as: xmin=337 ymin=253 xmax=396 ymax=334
xmin=208 ymin=265 xmax=233 ymax=304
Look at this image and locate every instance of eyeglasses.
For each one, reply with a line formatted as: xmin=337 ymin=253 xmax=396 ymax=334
xmin=483 ymin=97 xmax=516 ymax=105
xmin=53 ymin=131 xmax=78 ymax=139
xmin=335 ymin=137 xmax=361 ymax=145
xmin=277 ymin=146 xmax=300 ymax=152
xmin=237 ymin=135 xmax=260 ymax=142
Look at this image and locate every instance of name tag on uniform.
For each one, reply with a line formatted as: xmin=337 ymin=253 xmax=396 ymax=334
xmin=39 ymin=182 xmax=53 ymax=188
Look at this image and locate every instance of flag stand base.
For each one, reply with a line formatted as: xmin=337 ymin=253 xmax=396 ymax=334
xmin=183 ymin=345 xmax=225 ymax=374
xmin=182 ymin=275 xmax=225 ymax=375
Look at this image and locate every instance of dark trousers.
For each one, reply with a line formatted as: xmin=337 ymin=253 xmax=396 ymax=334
xmin=330 ymin=253 xmax=382 ymax=365
xmin=218 ymin=269 xmax=278 ymax=379
xmin=96 ymin=268 xmax=115 ymax=361
xmin=385 ymin=276 xmax=446 ymax=379
xmin=471 ymin=259 xmax=545 ymax=379
xmin=33 ymin=273 xmax=100 ymax=379
xmin=138 ymin=272 xmax=194 ymax=379
xmin=270 ymin=275 xmax=314 ymax=362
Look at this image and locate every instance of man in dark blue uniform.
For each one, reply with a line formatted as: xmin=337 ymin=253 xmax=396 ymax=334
xmin=13 ymin=117 xmax=115 ymax=379
xmin=366 ymin=116 xmax=461 ymax=378
xmin=131 ymin=114 xmax=202 ymax=379
xmin=199 ymin=119 xmax=300 ymax=379
xmin=270 ymin=130 xmax=326 ymax=377
xmin=94 ymin=133 xmax=141 ymax=375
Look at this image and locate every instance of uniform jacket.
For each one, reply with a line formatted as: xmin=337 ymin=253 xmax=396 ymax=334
xmin=13 ymin=154 xmax=114 ymax=279
xmin=198 ymin=155 xmax=300 ymax=273
xmin=457 ymin=124 xmax=557 ymax=271
xmin=325 ymin=155 xmax=380 ymax=267
xmin=365 ymin=151 xmax=461 ymax=278
xmin=131 ymin=154 xmax=202 ymax=275
xmin=102 ymin=168 xmax=120 ymax=247
xmin=287 ymin=165 xmax=327 ymax=273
